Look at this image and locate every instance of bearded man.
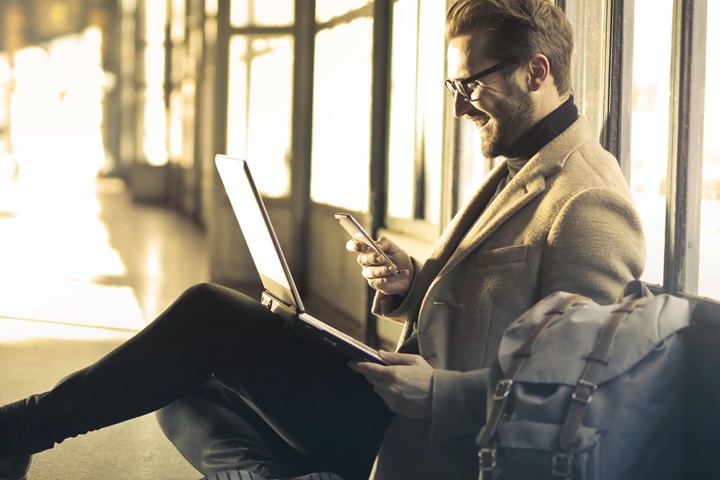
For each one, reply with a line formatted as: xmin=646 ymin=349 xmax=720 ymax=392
xmin=348 ymin=0 xmax=644 ymax=478
xmin=0 ymin=1 xmax=644 ymax=480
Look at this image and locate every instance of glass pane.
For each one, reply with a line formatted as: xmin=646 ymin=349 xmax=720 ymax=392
xmin=387 ymin=0 xmax=445 ymax=224
xmin=310 ymin=18 xmax=373 ymax=210
xmin=142 ymin=0 xmax=168 ymax=166
xmin=316 ymin=0 xmax=369 ymax=24
xmin=0 ymin=54 xmax=10 ymax=128
xmin=564 ymin=1 xmax=608 ymax=140
xmin=227 ymin=35 xmax=293 ymax=197
xmin=231 ymin=0 xmax=294 ymax=27
xmin=143 ymin=86 xmax=168 ymax=166
xmin=206 ymin=0 xmax=218 ymax=16
xmin=170 ymin=0 xmax=185 ymax=41
xmin=386 ymin=0 xmax=419 ymax=219
xmin=416 ymin=0 xmax=446 ymax=224
xmin=168 ymin=89 xmax=183 ymax=160
xmin=628 ymin=0 xmax=674 ymax=286
xmin=698 ymin=0 xmax=720 ymax=299
xmin=456 ymin=121 xmax=494 ymax=208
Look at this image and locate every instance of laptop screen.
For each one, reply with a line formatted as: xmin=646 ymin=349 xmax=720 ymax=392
xmin=214 ymin=155 xmax=303 ymax=311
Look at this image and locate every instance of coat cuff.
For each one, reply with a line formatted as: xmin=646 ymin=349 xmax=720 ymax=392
xmin=430 ymin=369 xmax=489 ymax=447
xmin=371 ymin=257 xmax=424 ymax=318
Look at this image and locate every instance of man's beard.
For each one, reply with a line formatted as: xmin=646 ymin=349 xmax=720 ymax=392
xmin=472 ymin=82 xmax=536 ymax=158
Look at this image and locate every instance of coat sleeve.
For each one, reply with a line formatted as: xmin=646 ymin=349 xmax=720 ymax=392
xmin=371 ymin=256 xmax=424 ymax=322
xmin=429 ymin=368 xmax=489 ymax=447
xmin=540 ymin=186 xmax=646 ymax=304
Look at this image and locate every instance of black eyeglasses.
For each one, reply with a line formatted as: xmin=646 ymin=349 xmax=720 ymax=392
xmin=444 ymin=60 xmax=515 ymax=101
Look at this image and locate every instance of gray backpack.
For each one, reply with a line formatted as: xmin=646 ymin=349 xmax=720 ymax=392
xmin=476 ymin=281 xmax=690 ymax=480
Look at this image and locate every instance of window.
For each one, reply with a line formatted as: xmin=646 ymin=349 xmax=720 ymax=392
xmin=140 ymin=0 xmax=168 ymax=166
xmin=385 ymin=0 xmax=419 ymax=220
xmin=226 ymin=35 xmax=294 ymax=197
xmin=626 ymin=0 xmax=719 ymax=300
xmin=697 ymin=0 xmax=718 ymax=298
xmin=565 ymin=0 xmax=718 ymax=302
xmin=564 ymin=1 xmax=609 ymax=141
xmin=310 ymin=6 xmax=374 ymax=210
xmin=223 ymin=1 xmax=294 ymax=198
xmin=315 ymin=0 xmax=369 ymax=23
xmin=628 ymin=0 xmax=674 ymax=287
xmin=167 ymin=0 xmax=187 ymax=167
xmin=385 ymin=0 xmax=447 ymax=232
xmin=231 ymin=0 xmax=294 ymax=27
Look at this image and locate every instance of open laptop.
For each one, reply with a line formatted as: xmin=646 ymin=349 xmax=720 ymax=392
xmin=214 ymin=154 xmax=387 ymax=365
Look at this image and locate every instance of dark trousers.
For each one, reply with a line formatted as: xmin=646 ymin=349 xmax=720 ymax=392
xmin=0 ymin=283 xmax=393 ymax=480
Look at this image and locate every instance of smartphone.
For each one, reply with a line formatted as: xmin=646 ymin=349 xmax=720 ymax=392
xmin=334 ymin=213 xmax=397 ymax=271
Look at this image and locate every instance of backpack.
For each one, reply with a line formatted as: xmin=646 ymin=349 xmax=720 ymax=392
xmin=475 ymin=280 xmax=690 ymax=480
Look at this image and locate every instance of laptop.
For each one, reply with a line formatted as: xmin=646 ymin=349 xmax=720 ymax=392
xmin=214 ymin=154 xmax=387 ymax=365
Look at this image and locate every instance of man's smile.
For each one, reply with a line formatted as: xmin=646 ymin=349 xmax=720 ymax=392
xmin=469 ymin=110 xmax=492 ymax=129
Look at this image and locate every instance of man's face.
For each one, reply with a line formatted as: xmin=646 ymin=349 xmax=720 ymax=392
xmin=446 ymin=32 xmax=536 ymax=158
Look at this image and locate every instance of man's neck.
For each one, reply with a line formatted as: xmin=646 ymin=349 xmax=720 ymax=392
xmin=532 ymin=92 xmax=572 ymax=126
xmin=503 ymin=96 xmax=578 ymax=159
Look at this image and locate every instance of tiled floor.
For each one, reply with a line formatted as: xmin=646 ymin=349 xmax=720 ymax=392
xmin=0 ymin=171 xmax=209 ymax=333
xmin=0 ymin=167 xmax=208 ymax=479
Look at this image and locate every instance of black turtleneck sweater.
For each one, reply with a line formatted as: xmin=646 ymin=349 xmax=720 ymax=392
xmin=487 ymin=96 xmax=578 ymax=206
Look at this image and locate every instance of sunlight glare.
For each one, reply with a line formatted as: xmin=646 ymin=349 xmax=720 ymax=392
xmin=0 ymin=31 xmax=148 ymax=341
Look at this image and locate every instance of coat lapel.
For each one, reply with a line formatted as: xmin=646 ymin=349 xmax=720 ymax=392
xmin=409 ymin=163 xmax=508 ymax=303
xmin=442 ymin=171 xmax=546 ymax=271
xmin=410 ymin=116 xmax=592 ymax=311
xmin=441 ymin=135 xmax=577 ymax=274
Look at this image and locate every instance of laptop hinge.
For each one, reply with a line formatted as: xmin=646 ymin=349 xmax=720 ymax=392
xmin=261 ymin=291 xmax=298 ymax=324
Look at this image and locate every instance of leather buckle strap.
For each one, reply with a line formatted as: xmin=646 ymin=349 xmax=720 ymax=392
xmin=557 ymin=297 xmax=649 ymax=451
xmin=476 ymin=292 xmax=588 ymax=480
xmin=478 ymin=448 xmax=498 ymax=480
xmin=552 ymin=452 xmax=574 ymax=478
xmin=570 ymin=379 xmax=598 ymax=405
xmin=493 ymin=379 xmax=513 ymax=401
xmin=477 ymin=294 xmax=587 ymax=449
xmin=478 ymin=448 xmax=497 ymax=470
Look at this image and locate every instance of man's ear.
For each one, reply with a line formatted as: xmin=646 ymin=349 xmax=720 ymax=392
xmin=527 ymin=54 xmax=550 ymax=92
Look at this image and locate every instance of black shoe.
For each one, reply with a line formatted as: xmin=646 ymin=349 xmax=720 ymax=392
xmin=0 ymin=454 xmax=31 ymax=480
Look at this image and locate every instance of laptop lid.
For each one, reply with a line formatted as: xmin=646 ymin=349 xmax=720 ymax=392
xmin=215 ymin=154 xmax=387 ymax=365
xmin=214 ymin=154 xmax=304 ymax=313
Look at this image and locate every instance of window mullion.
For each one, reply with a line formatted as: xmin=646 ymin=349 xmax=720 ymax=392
xmin=366 ymin=0 xmax=393 ymax=348
xmin=665 ymin=0 xmax=707 ymax=294
xmin=412 ymin=0 xmax=424 ymax=221
xmin=604 ymin=0 xmax=634 ymax=179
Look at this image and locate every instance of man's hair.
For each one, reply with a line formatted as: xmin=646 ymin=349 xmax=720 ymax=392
xmin=446 ymin=0 xmax=574 ymax=95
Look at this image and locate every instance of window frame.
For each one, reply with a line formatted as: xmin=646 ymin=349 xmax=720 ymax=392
xmin=663 ymin=0 xmax=705 ymax=295
xmin=381 ymin=0 xmax=453 ymax=242
xmin=599 ymin=0 xmax=716 ymax=312
xmin=310 ymin=3 xmax=375 ymax=212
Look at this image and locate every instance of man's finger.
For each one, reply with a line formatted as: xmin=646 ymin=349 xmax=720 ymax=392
xmin=348 ymin=361 xmax=394 ymax=384
xmin=348 ymin=360 xmax=385 ymax=376
xmin=346 ymin=239 xmax=369 ymax=253
xmin=378 ymin=350 xmax=421 ymax=366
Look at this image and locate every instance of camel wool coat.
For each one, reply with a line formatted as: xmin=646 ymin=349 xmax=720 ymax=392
xmin=371 ymin=115 xmax=646 ymax=479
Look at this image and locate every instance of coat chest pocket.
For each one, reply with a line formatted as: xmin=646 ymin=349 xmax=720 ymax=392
xmin=475 ymin=244 xmax=529 ymax=268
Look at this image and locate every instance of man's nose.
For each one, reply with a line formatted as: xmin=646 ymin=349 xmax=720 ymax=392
xmin=452 ymin=93 xmax=473 ymax=118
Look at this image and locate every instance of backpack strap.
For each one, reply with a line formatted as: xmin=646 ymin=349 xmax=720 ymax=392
xmin=476 ymin=293 xmax=588 ymax=479
xmin=552 ymin=296 xmax=650 ymax=478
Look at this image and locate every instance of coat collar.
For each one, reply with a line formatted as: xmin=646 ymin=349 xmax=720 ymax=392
xmin=437 ymin=115 xmax=594 ymax=274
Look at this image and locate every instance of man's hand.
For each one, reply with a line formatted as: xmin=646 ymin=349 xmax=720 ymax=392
xmin=346 ymin=236 xmax=414 ymax=297
xmin=349 ymin=351 xmax=433 ymax=418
